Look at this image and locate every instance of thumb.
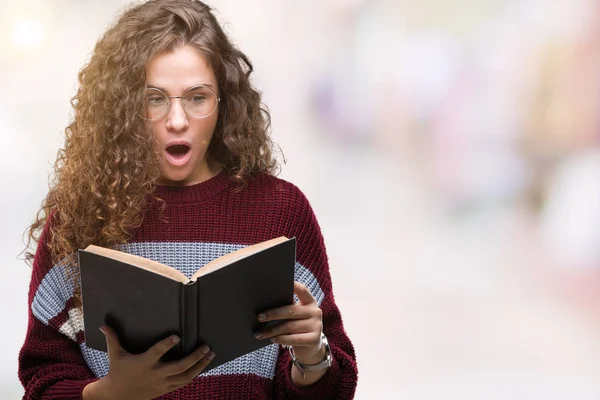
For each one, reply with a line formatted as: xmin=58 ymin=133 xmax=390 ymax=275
xmin=293 ymin=281 xmax=316 ymax=305
xmin=100 ymin=325 xmax=125 ymax=361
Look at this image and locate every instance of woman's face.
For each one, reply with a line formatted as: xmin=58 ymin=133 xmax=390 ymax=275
xmin=145 ymin=45 xmax=220 ymax=186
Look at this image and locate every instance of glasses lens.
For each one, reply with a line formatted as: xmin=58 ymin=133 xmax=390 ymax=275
xmin=183 ymin=86 xmax=218 ymax=119
xmin=144 ymin=88 xmax=169 ymax=120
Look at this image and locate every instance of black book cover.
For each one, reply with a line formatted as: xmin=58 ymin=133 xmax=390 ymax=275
xmin=78 ymin=237 xmax=296 ymax=371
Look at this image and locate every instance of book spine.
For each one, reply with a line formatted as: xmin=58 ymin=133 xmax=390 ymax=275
xmin=181 ymin=281 xmax=199 ymax=356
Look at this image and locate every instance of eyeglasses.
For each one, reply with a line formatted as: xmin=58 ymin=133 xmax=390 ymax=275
xmin=142 ymin=85 xmax=220 ymax=121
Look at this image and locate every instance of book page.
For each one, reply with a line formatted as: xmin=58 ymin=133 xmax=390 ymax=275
xmin=83 ymin=245 xmax=189 ymax=283
xmin=190 ymin=236 xmax=289 ymax=281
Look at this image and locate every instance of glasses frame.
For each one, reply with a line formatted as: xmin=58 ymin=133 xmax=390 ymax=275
xmin=141 ymin=84 xmax=220 ymax=121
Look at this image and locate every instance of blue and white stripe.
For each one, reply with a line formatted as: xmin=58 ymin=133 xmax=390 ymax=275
xmin=31 ymin=263 xmax=74 ymax=325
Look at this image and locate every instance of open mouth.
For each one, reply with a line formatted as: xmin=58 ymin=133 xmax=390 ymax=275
xmin=166 ymin=144 xmax=191 ymax=159
xmin=164 ymin=143 xmax=192 ymax=166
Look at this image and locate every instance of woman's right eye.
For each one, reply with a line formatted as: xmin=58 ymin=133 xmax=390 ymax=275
xmin=148 ymin=96 xmax=166 ymax=105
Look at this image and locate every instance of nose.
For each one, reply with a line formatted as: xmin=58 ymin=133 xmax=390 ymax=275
xmin=165 ymin=97 xmax=189 ymax=132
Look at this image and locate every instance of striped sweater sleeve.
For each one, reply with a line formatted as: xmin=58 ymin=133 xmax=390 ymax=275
xmin=18 ymin=219 xmax=98 ymax=399
xmin=274 ymin=185 xmax=358 ymax=399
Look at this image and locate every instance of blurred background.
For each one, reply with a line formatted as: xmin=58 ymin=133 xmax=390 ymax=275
xmin=2 ymin=0 xmax=600 ymax=398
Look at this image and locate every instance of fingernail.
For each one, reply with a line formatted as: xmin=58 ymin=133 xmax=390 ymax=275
xmin=208 ymin=351 xmax=215 ymax=359
xmin=258 ymin=313 xmax=266 ymax=321
xmin=99 ymin=326 xmax=106 ymax=335
xmin=200 ymin=345 xmax=210 ymax=353
xmin=171 ymin=336 xmax=180 ymax=343
xmin=255 ymin=333 xmax=263 ymax=339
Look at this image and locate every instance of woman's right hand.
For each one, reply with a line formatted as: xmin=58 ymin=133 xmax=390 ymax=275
xmin=82 ymin=325 xmax=215 ymax=400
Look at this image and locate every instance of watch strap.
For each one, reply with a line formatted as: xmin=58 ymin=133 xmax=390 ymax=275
xmin=288 ymin=332 xmax=332 ymax=378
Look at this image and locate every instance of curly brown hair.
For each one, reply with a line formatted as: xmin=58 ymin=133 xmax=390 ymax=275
xmin=24 ymin=0 xmax=280 ymax=285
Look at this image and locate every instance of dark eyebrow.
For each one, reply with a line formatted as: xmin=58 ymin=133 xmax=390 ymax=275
xmin=146 ymin=84 xmax=216 ymax=93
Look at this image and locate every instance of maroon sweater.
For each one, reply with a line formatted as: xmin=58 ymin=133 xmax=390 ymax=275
xmin=18 ymin=171 xmax=358 ymax=399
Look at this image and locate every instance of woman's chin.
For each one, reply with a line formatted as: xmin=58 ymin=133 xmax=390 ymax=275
xmin=158 ymin=160 xmax=215 ymax=186
xmin=158 ymin=172 xmax=191 ymax=186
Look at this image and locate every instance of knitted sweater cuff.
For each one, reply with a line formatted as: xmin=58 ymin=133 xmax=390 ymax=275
xmin=42 ymin=378 xmax=98 ymax=400
xmin=278 ymin=349 xmax=344 ymax=399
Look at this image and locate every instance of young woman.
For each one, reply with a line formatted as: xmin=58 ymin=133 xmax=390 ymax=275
xmin=18 ymin=0 xmax=357 ymax=399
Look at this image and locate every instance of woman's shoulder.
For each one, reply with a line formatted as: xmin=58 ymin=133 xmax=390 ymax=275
xmin=244 ymin=173 xmax=307 ymax=202
xmin=239 ymin=173 xmax=318 ymax=227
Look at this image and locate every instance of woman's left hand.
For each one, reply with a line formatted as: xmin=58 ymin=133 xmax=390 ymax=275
xmin=256 ymin=281 xmax=324 ymax=363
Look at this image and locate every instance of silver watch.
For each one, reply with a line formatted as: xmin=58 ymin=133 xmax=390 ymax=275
xmin=288 ymin=332 xmax=332 ymax=378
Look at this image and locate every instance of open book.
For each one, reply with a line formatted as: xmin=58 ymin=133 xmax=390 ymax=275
xmin=78 ymin=236 xmax=296 ymax=371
